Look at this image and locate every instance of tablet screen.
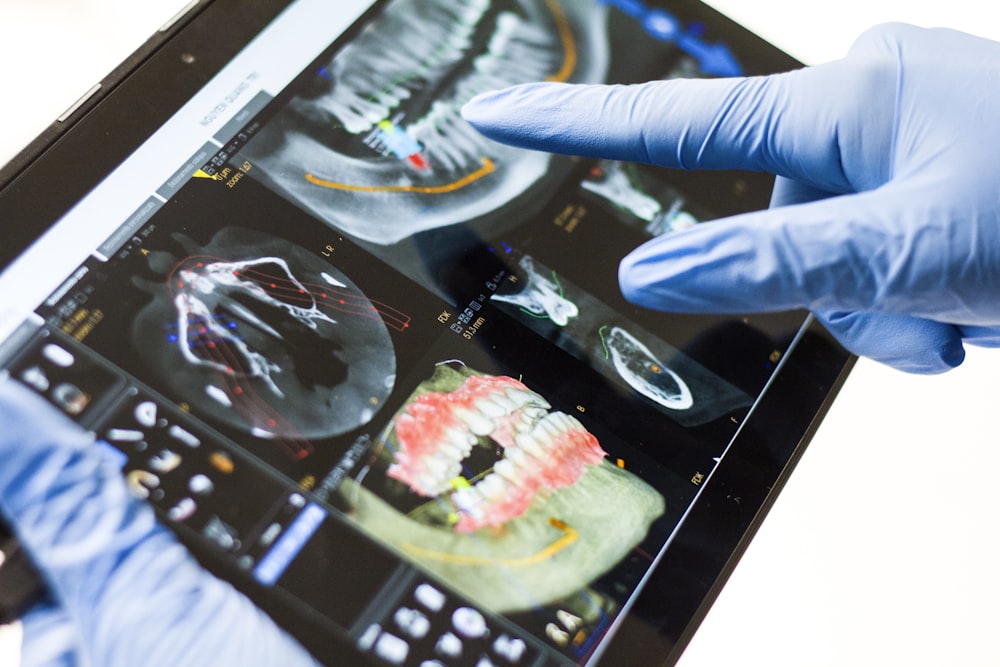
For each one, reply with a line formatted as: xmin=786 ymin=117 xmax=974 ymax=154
xmin=0 ymin=1 xmax=845 ymax=665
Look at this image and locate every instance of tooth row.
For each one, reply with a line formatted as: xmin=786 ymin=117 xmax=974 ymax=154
xmin=505 ymin=386 xmax=550 ymax=409
xmin=453 ymin=407 xmax=494 ymax=436
xmin=476 ymin=473 xmax=506 ymax=501
xmin=443 ymin=14 xmax=556 ymax=108
xmin=416 ymin=454 xmax=463 ymax=495
xmin=410 ymin=103 xmax=484 ymax=172
xmin=405 ymin=424 xmax=477 ymax=494
xmin=513 ymin=430 xmax=545 ymax=457
xmin=448 ymin=409 xmax=599 ymax=525
xmin=371 ymin=6 xmax=561 ymax=168
xmin=320 ymin=0 xmax=489 ymax=136
xmin=398 ymin=382 xmax=560 ymax=499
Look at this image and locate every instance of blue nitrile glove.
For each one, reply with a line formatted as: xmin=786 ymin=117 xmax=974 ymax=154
xmin=462 ymin=23 xmax=1000 ymax=373
xmin=0 ymin=379 xmax=321 ymax=667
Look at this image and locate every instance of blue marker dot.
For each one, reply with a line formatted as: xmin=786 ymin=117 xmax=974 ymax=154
xmin=643 ymin=10 xmax=681 ymax=41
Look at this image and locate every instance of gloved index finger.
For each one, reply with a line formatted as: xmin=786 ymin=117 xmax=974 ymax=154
xmin=461 ymin=63 xmax=892 ymax=195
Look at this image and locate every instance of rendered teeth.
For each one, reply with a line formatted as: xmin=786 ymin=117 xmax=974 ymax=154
xmin=420 ymin=477 xmax=455 ymax=498
xmin=561 ymin=414 xmax=585 ymax=431
xmin=513 ymin=432 xmax=545 ymax=458
xmin=522 ymin=406 xmax=549 ymax=421
xmin=534 ymin=416 xmax=560 ymax=439
xmin=437 ymin=440 xmax=466 ymax=461
xmin=476 ymin=474 xmax=506 ymax=500
xmin=423 ymin=455 xmax=459 ymax=481
xmin=504 ymin=446 xmax=529 ymax=468
xmin=517 ymin=388 xmax=551 ymax=410
xmin=489 ymin=393 xmax=518 ymax=413
xmin=493 ymin=459 xmax=520 ymax=485
xmin=474 ymin=398 xmax=506 ymax=419
xmin=445 ymin=428 xmax=476 ymax=454
xmin=454 ymin=408 xmax=494 ymax=436
xmin=535 ymin=413 xmax=577 ymax=440
xmin=503 ymin=388 xmax=534 ymax=408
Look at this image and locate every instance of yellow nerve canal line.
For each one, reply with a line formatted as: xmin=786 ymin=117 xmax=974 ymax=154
xmin=402 ymin=518 xmax=579 ymax=568
xmin=305 ymin=157 xmax=495 ymax=194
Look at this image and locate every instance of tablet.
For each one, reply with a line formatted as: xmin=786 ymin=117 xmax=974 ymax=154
xmin=0 ymin=1 xmax=853 ymax=665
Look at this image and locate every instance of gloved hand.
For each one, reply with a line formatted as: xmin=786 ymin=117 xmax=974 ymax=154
xmin=0 ymin=378 xmax=321 ymax=667
xmin=462 ymin=23 xmax=1000 ymax=373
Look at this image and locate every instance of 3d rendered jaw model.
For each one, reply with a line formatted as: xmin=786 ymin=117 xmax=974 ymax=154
xmin=131 ymin=228 xmax=401 ymax=456
xmin=240 ymin=0 xmax=611 ymax=245
xmin=340 ymin=364 xmax=665 ymax=613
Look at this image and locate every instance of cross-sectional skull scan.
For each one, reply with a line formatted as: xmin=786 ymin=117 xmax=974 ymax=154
xmin=240 ymin=0 xmax=611 ymax=244
xmin=132 ymin=228 xmax=401 ymax=455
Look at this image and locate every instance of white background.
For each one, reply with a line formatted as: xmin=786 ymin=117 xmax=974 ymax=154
xmin=0 ymin=1 xmax=998 ymax=666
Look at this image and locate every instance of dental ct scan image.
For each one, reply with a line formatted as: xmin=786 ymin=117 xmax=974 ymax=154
xmin=3 ymin=1 xmax=997 ymax=667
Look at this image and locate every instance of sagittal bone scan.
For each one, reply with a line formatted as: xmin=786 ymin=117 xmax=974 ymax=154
xmin=131 ymin=227 xmax=403 ymax=456
xmin=241 ymin=0 xmax=611 ymax=246
xmin=341 ymin=362 xmax=665 ymax=614
xmin=581 ymin=159 xmax=709 ymax=237
xmin=492 ymin=255 xmax=750 ymax=426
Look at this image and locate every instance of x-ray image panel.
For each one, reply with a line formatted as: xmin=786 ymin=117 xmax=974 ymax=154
xmin=130 ymin=227 xmax=401 ymax=458
xmin=239 ymin=0 xmax=611 ymax=246
xmin=492 ymin=255 xmax=750 ymax=427
xmin=581 ymin=159 xmax=713 ymax=237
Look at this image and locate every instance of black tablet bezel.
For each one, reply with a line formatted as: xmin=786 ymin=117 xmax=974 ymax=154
xmin=0 ymin=1 xmax=854 ymax=664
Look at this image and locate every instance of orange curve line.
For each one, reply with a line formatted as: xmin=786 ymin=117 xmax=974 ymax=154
xmin=305 ymin=158 xmax=495 ymax=195
xmin=401 ymin=518 xmax=579 ymax=567
xmin=546 ymin=0 xmax=578 ymax=83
